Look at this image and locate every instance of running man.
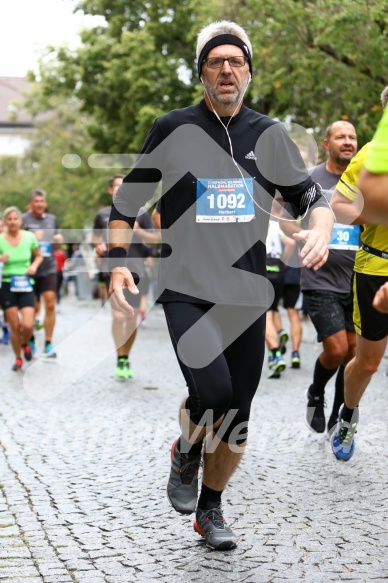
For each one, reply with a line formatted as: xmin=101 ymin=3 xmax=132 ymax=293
xmin=93 ymin=175 xmax=157 ymax=380
xmin=330 ymin=86 xmax=388 ymax=461
xmin=280 ymin=120 xmax=358 ymax=434
xmin=108 ymin=21 xmax=333 ymax=550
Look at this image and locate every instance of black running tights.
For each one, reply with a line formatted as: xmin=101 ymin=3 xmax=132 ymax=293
xmin=163 ymin=302 xmax=265 ymax=444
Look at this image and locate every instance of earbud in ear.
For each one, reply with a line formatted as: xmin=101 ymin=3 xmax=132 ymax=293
xmin=200 ymin=77 xmax=204 ymax=84
xmin=248 ymin=74 xmax=252 ymax=83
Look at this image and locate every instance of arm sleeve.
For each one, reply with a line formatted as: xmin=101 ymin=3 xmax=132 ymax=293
xmin=258 ymin=122 xmax=329 ymax=215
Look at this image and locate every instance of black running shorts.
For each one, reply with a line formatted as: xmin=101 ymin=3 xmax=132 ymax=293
xmin=303 ymin=289 xmax=354 ymax=342
xmin=353 ymin=272 xmax=388 ymax=341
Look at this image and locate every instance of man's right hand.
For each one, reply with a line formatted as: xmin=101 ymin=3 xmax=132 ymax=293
xmin=108 ymin=267 xmax=139 ymax=314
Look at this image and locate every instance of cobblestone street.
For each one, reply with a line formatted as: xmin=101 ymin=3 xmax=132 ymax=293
xmin=1 ymin=295 xmax=388 ymax=582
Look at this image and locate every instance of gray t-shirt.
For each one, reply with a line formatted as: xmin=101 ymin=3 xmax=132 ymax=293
xmin=21 ymin=212 xmax=58 ymax=277
xmin=285 ymin=163 xmax=358 ymax=294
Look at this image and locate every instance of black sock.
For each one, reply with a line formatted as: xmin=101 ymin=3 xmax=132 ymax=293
xmin=118 ymin=355 xmax=128 ymax=363
xmin=341 ymin=404 xmax=357 ymax=423
xmin=331 ymin=365 xmax=345 ymax=418
xmin=310 ymin=358 xmax=338 ymax=397
xmin=178 ymin=435 xmax=203 ymax=457
xmin=198 ymin=484 xmax=223 ymax=510
xmin=30 ymin=334 xmax=35 ymax=342
xmin=269 ymin=347 xmax=280 ymax=357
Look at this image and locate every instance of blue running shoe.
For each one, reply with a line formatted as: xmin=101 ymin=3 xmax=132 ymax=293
xmin=43 ymin=342 xmax=57 ymax=358
xmin=268 ymin=354 xmax=275 ymax=368
xmin=268 ymin=352 xmax=286 ymax=379
xmin=28 ymin=338 xmax=36 ymax=356
xmin=331 ymin=405 xmax=359 ymax=462
xmin=2 ymin=329 xmax=10 ymax=345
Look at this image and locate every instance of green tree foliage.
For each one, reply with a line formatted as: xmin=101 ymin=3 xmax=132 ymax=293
xmin=32 ymin=0 xmax=200 ymax=153
xmin=0 ymin=93 xmax=111 ymax=228
xmin=245 ymin=0 xmax=388 ymax=147
xmin=31 ymin=0 xmax=388 ymax=151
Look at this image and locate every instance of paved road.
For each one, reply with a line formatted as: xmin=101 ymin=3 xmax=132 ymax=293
xmin=1 ymin=295 xmax=388 ymax=582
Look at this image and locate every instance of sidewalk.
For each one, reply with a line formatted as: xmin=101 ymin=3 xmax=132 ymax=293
xmin=0 ymin=297 xmax=387 ymax=582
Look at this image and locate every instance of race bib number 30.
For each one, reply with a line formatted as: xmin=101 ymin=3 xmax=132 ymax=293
xmin=196 ymin=178 xmax=255 ymax=223
xmin=328 ymin=224 xmax=361 ymax=251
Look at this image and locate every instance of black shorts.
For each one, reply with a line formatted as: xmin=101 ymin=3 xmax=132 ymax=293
xmin=283 ymin=284 xmax=302 ymax=309
xmin=34 ymin=273 xmax=57 ymax=300
xmin=0 ymin=282 xmax=35 ymax=310
xmin=303 ymin=289 xmax=354 ymax=342
xmin=353 ymin=272 xmax=388 ymax=341
xmin=266 ymin=270 xmax=284 ymax=311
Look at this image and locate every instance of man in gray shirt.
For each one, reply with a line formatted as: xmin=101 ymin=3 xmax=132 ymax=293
xmin=281 ymin=120 xmax=359 ymax=433
xmin=22 ymin=189 xmax=59 ymax=358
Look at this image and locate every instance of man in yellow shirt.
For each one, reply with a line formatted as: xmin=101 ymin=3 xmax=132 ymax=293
xmin=330 ymin=86 xmax=388 ymax=461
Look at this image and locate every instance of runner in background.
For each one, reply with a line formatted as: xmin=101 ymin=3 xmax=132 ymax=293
xmin=22 ymin=189 xmax=59 ymax=358
xmin=0 ymin=207 xmax=42 ymax=370
xmin=280 ymin=120 xmax=358 ymax=434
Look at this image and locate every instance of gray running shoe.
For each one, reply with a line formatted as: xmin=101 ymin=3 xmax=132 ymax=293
xmin=194 ymin=505 xmax=237 ymax=550
xmin=167 ymin=439 xmax=201 ymax=515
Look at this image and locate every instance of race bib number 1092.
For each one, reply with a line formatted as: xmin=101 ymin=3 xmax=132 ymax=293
xmin=196 ymin=178 xmax=255 ymax=223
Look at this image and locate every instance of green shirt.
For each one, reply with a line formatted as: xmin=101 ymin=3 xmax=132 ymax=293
xmin=0 ymin=230 xmax=39 ymax=282
xmin=364 ymin=108 xmax=388 ymax=173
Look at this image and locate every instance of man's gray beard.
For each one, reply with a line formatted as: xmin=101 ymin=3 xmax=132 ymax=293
xmin=204 ymin=79 xmax=242 ymax=110
xmin=210 ymin=89 xmax=242 ymax=111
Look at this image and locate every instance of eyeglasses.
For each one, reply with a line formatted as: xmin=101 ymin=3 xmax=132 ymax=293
xmin=203 ymin=56 xmax=248 ymax=69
